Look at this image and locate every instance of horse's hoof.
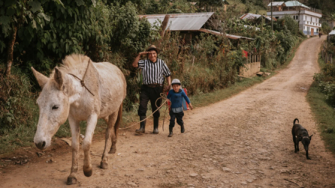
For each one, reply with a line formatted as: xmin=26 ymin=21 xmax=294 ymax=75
xmin=67 ymin=176 xmax=77 ymax=185
xmin=83 ymin=165 xmax=92 ymax=177
xmin=83 ymin=168 xmax=92 ymax=177
xmin=109 ymin=147 xmax=116 ymax=154
xmin=100 ymin=161 xmax=108 ymax=169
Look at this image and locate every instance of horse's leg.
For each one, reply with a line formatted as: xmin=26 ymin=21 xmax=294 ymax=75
xmin=100 ymin=111 xmax=118 ymax=169
xmin=109 ymin=104 xmax=123 ymax=154
xmin=82 ymin=113 xmax=98 ymax=177
xmin=67 ymin=116 xmax=80 ymax=185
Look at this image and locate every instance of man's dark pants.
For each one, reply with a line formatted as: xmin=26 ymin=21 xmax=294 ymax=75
xmin=138 ymin=85 xmax=163 ymax=118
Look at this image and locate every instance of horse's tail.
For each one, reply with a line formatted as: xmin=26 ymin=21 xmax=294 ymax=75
xmin=114 ymin=103 xmax=123 ymax=132
xmin=293 ymin=118 xmax=299 ymax=125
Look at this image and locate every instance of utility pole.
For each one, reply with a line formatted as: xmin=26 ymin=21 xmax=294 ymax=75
xmin=271 ymin=0 xmax=273 ymax=31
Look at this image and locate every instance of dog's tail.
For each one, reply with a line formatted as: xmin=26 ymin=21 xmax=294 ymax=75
xmin=293 ymin=118 xmax=299 ymax=125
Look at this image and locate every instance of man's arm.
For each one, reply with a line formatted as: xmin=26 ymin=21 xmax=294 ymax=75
xmin=132 ymin=52 xmax=148 ymax=68
xmin=166 ymin=76 xmax=171 ymax=88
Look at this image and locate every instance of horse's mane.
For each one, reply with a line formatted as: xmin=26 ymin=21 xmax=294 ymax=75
xmin=50 ymin=54 xmax=91 ymax=79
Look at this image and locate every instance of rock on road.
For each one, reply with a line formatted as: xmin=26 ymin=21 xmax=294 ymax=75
xmin=1 ymin=36 xmax=335 ymax=188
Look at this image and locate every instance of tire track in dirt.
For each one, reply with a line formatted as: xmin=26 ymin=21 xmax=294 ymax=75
xmin=1 ymin=36 xmax=335 ymax=188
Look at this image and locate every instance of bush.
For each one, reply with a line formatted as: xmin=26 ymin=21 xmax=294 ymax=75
xmin=314 ymin=63 xmax=335 ymax=104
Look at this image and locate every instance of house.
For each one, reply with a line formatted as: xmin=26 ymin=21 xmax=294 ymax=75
xmin=267 ymin=1 xmax=322 ymax=36
xmin=139 ymin=12 xmax=254 ymax=44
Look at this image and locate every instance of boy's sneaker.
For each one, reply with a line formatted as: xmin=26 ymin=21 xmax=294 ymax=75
xmin=181 ymin=125 xmax=185 ymax=133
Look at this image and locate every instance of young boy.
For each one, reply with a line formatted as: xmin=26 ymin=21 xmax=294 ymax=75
xmin=167 ymin=79 xmax=193 ymax=137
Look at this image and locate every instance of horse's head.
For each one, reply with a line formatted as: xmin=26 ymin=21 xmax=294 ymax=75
xmin=32 ymin=67 xmax=71 ymax=150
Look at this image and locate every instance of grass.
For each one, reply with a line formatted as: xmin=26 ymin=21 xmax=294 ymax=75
xmin=307 ymin=54 xmax=335 ymax=154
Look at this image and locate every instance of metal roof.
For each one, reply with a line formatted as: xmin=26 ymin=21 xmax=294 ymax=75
xmin=329 ymin=30 xmax=335 ymax=35
xmin=138 ymin=12 xmax=214 ymax=31
xmin=240 ymin=13 xmax=276 ymax=21
xmin=267 ymin=2 xmax=285 ymax=6
xmin=199 ymin=29 xmax=254 ymax=40
xmin=284 ymin=1 xmax=310 ymax=9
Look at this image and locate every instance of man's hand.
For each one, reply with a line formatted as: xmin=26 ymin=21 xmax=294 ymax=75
xmin=164 ymin=85 xmax=170 ymax=92
xmin=139 ymin=51 xmax=149 ymax=56
xmin=189 ymin=103 xmax=193 ymax=110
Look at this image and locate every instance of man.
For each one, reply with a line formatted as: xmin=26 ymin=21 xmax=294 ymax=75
xmin=132 ymin=45 xmax=171 ymax=134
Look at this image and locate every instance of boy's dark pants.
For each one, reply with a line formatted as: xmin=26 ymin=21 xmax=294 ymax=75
xmin=169 ymin=111 xmax=184 ymax=131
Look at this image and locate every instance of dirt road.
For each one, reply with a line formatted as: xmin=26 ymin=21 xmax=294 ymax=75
xmin=1 ymin=36 xmax=335 ymax=188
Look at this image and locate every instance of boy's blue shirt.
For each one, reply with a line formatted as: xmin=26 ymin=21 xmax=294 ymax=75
xmin=167 ymin=89 xmax=191 ymax=109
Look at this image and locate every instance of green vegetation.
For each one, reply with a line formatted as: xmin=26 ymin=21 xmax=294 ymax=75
xmin=0 ymin=0 xmax=305 ymax=154
xmin=307 ymin=54 xmax=335 ymax=153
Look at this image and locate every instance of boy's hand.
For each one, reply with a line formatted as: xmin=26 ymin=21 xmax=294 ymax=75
xmin=189 ymin=103 xmax=193 ymax=110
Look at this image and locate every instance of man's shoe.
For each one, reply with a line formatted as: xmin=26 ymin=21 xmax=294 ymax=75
xmin=153 ymin=117 xmax=159 ymax=134
xmin=135 ymin=116 xmax=146 ymax=133
xmin=168 ymin=131 xmax=173 ymax=137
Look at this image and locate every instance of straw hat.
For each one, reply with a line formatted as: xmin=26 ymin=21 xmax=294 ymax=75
xmin=146 ymin=45 xmax=160 ymax=54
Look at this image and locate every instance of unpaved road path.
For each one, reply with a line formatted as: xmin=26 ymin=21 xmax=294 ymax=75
xmin=1 ymin=36 xmax=335 ymax=188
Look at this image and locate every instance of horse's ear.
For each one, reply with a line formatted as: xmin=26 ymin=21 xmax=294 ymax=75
xmin=31 ymin=67 xmax=49 ymax=88
xmin=54 ymin=68 xmax=64 ymax=90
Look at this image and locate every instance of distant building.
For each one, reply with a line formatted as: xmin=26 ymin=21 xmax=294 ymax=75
xmin=267 ymin=1 xmax=322 ymax=36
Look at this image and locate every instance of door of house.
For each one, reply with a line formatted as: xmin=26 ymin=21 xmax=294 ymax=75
xmin=311 ymin=28 xmax=314 ymax=36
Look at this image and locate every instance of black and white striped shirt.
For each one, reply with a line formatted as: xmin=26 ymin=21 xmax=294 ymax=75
xmin=138 ymin=58 xmax=171 ymax=85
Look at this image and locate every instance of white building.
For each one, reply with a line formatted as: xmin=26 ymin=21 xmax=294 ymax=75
xmin=267 ymin=1 xmax=322 ymax=36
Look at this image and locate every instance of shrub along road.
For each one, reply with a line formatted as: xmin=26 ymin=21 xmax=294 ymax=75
xmin=1 ymin=36 xmax=335 ymax=188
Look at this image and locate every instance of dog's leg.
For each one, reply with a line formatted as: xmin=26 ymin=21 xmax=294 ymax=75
xmin=304 ymin=146 xmax=311 ymax=160
xmin=292 ymin=132 xmax=298 ymax=152
xmin=296 ymin=140 xmax=300 ymax=152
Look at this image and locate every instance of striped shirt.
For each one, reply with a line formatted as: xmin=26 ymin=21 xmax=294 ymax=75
xmin=138 ymin=58 xmax=171 ymax=85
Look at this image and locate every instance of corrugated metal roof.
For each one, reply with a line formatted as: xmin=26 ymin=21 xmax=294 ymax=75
xmin=240 ymin=13 xmax=261 ymax=20
xmin=267 ymin=2 xmax=285 ymax=6
xmin=284 ymin=1 xmax=310 ymax=9
xmin=329 ymin=30 xmax=335 ymax=35
xmin=199 ymin=29 xmax=254 ymax=40
xmin=244 ymin=25 xmax=260 ymax=31
xmin=138 ymin=12 xmax=214 ymax=31
xmin=240 ymin=13 xmax=276 ymax=21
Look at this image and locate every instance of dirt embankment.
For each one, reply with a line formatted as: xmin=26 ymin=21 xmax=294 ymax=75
xmin=1 ymin=36 xmax=334 ymax=188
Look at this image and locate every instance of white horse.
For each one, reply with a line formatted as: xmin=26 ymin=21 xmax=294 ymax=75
xmin=32 ymin=54 xmax=126 ymax=185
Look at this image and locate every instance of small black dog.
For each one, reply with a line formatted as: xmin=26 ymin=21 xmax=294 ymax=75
xmin=292 ymin=118 xmax=313 ymax=160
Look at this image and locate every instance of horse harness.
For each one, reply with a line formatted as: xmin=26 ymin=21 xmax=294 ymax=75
xmin=68 ymin=60 xmax=95 ymax=96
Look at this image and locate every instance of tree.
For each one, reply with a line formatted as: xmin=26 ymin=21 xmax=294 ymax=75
xmin=0 ymin=0 xmax=60 ymax=76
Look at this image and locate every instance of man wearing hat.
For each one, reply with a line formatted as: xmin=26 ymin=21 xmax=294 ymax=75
xmin=132 ymin=45 xmax=172 ymax=134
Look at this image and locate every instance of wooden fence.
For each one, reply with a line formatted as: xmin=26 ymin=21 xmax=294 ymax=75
xmin=247 ymin=54 xmax=261 ymax=64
